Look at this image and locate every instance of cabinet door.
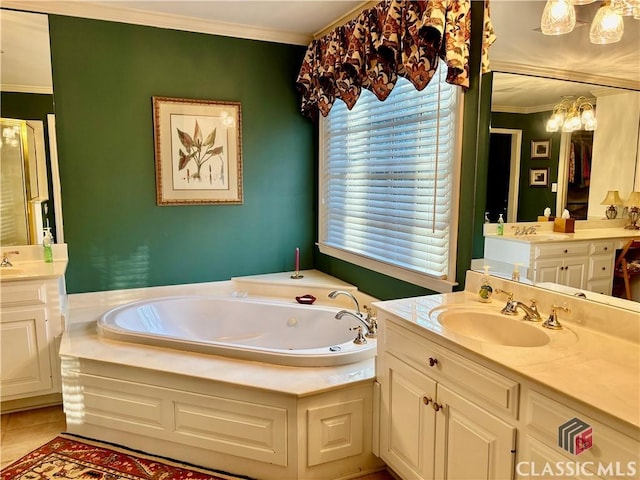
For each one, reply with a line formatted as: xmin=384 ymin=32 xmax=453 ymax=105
xmin=562 ymin=257 xmax=588 ymax=289
xmin=380 ymin=354 xmax=437 ymax=480
xmin=0 ymin=307 xmax=52 ymax=398
xmin=533 ymin=260 xmax=562 ymax=284
xmin=434 ymin=384 xmax=516 ymax=480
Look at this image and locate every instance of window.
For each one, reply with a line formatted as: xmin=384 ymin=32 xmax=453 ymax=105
xmin=319 ymin=62 xmax=462 ymax=292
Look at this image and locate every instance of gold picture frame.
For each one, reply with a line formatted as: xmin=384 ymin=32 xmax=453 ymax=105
xmin=152 ymin=96 xmax=243 ymax=205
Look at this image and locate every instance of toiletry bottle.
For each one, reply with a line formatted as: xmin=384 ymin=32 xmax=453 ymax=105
xmin=478 ymin=266 xmax=493 ymax=303
xmin=43 ymin=228 xmax=53 ymax=263
xmin=512 ymin=263 xmax=521 ymax=282
xmin=497 ymin=214 xmax=504 ymax=236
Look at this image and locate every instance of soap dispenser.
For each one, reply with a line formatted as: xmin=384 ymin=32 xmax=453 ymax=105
xmin=43 ymin=228 xmax=53 ymax=263
xmin=478 ymin=266 xmax=493 ymax=303
xmin=497 ymin=214 xmax=504 ymax=236
xmin=512 ymin=263 xmax=521 ymax=282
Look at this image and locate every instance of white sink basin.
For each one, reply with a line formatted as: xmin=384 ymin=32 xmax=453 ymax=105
xmin=533 ymin=234 xmax=573 ymax=241
xmin=434 ymin=308 xmax=551 ymax=347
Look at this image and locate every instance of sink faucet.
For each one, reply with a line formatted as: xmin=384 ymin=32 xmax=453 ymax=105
xmin=0 ymin=251 xmax=19 ymax=268
xmin=495 ymin=289 xmax=541 ymax=322
xmin=335 ymin=308 xmax=378 ymax=337
xmin=328 ymin=290 xmax=362 ymax=317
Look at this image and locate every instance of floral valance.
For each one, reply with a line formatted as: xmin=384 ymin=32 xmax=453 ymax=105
xmin=296 ymin=0 xmax=495 ymax=118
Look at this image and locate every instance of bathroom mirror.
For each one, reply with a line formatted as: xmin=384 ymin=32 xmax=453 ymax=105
xmin=473 ymin=0 xmax=640 ymax=310
xmin=0 ymin=9 xmax=62 ymax=245
xmin=487 ymin=72 xmax=639 ymax=223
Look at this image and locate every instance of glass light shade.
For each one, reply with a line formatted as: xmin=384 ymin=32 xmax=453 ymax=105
xmin=541 ymin=0 xmax=577 ymax=34
xmin=546 ymin=118 xmax=560 ymax=132
xmin=611 ymin=0 xmax=634 ymax=15
xmin=590 ymin=3 xmax=624 ymax=44
xmin=570 ymin=0 xmax=596 ymax=4
xmin=563 ymin=112 xmax=582 ymax=131
xmin=584 ymin=118 xmax=598 ymax=130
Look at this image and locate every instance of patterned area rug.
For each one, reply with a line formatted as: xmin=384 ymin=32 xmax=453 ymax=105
xmin=1 ymin=434 xmax=249 ymax=480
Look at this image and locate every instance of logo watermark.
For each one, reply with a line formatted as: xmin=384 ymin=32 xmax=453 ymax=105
xmin=516 ymin=417 xmax=638 ymax=477
xmin=558 ymin=417 xmax=593 ymax=455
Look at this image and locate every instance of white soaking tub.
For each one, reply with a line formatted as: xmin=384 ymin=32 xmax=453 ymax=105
xmin=97 ymin=295 xmax=376 ymax=366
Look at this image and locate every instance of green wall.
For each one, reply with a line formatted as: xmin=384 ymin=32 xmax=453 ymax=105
xmin=1 ymin=92 xmax=57 ymax=238
xmin=48 ymin=16 xmax=314 ymax=293
xmin=491 ymin=111 xmax=560 ymax=221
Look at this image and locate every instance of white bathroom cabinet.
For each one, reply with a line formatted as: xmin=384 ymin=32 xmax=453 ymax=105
xmin=484 ymin=238 xmax=618 ymax=294
xmin=376 ymin=295 xmax=640 ymax=480
xmin=378 ymin=319 xmax=517 ymax=480
xmin=0 ymin=278 xmax=66 ymax=406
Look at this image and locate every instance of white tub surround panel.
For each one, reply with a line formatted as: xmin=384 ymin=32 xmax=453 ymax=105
xmin=60 ymin=270 xmax=384 ymax=480
xmin=374 ymin=270 xmax=639 ymax=480
xmin=0 ymin=245 xmax=68 ymax=412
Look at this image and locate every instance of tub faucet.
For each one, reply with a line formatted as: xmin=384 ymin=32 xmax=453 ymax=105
xmin=328 ymin=290 xmax=361 ymax=317
xmin=335 ymin=309 xmax=377 ymax=337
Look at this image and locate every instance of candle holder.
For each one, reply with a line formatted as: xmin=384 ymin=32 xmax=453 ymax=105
xmin=290 ymin=271 xmax=304 ymax=279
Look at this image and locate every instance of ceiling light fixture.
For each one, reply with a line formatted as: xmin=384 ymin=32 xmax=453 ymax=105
xmin=540 ymin=0 xmax=638 ymax=44
xmin=545 ymin=96 xmax=598 ymax=132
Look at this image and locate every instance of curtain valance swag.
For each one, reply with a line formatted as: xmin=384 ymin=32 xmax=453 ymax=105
xmin=296 ymin=0 xmax=495 ymax=118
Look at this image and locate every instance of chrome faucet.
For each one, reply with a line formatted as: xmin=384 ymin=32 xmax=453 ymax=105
xmin=495 ymin=289 xmax=541 ymax=322
xmin=335 ymin=308 xmax=378 ymax=337
xmin=328 ymin=290 xmax=362 ymax=317
xmin=0 ymin=251 xmax=19 ymax=268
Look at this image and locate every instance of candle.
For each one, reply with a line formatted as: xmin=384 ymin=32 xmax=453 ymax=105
xmin=295 ymin=248 xmax=300 ymax=272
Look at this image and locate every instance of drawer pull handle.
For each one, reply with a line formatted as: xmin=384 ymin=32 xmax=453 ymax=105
xmin=428 ymin=357 xmax=438 ymax=367
xmin=432 ymin=402 xmax=443 ymax=412
xmin=602 ymin=267 xmax=606 ymax=271
xmin=422 ymin=396 xmax=432 ymax=405
xmin=604 ymin=247 xmax=608 ymax=251
xmin=564 ymin=249 xmax=568 ymax=254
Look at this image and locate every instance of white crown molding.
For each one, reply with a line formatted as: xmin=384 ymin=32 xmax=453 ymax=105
xmin=491 ymin=60 xmax=640 ymax=91
xmin=0 ymin=83 xmax=53 ymax=95
xmin=1 ymin=0 xmax=312 ymax=46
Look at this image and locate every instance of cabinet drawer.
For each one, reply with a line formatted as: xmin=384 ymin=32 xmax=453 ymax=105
xmin=524 ymin=390 xmax=639 ymax=472
xmin=589 ymin=256 xmax=613 ymax=280
xmin=0 ymin=281 xmax=47 ymax=308
xmin=590 ymin=241 xmax=614 ymax=256
xmin=385 ymin=322 xmax=519 ymax=418
xmin=535 ymin=243 xmax=589 ymax=259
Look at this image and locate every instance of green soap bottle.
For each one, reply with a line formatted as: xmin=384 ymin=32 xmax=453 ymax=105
xmin=43 ymin=228 xmax=53 ymax=263
xmin=478 ymin=266 xmax=493 ymax=303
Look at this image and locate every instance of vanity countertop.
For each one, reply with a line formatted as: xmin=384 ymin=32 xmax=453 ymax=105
xmin=485 ymin=228 xmax=640 ymax=244
xmin=0 ymin=244 xmax=68 ymax=282
xmin=374 ymin=290 xmax=640 ymax=432
xmin=0 ymin=259 xmax=68 ymax=282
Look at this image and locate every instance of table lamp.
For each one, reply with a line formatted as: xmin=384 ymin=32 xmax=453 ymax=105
xmin=600 ymin=190 xmax=623 ymax=219
xmin=624 ymin=191 xmax=640 ymax=230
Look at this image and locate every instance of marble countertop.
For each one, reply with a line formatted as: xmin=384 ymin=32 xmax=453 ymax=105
xmin=485 ymin=228 xmax=640 ymax=244
xmin=0 ymin=244 xmax=68 ymax=282
xmin=374 ymin=290 xmax=640 ymax=432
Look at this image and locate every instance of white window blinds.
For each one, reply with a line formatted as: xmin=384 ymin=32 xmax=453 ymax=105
xmin=319 ymin=63 xmax=460 ymax=288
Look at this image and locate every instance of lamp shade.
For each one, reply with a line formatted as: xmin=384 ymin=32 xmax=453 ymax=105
xmin=624 ymin=191 xmax=640 ymax=207
xmin=600 ymin=190 xmax=623 ymax=205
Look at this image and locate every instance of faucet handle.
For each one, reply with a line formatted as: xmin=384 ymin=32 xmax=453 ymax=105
xmin=1 ymin=250 xmax=19 ymax=267
xmin=495 ymin=288 xmax=513 ymax=300
xmin=349 ymin=326 xmax=367 ymax=345
xmin=543 ymin=304 xmax=570 ymax=330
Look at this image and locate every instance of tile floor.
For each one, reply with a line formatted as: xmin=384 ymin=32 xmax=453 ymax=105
xmin=1 ymin=405 xmax=395 ymax=479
